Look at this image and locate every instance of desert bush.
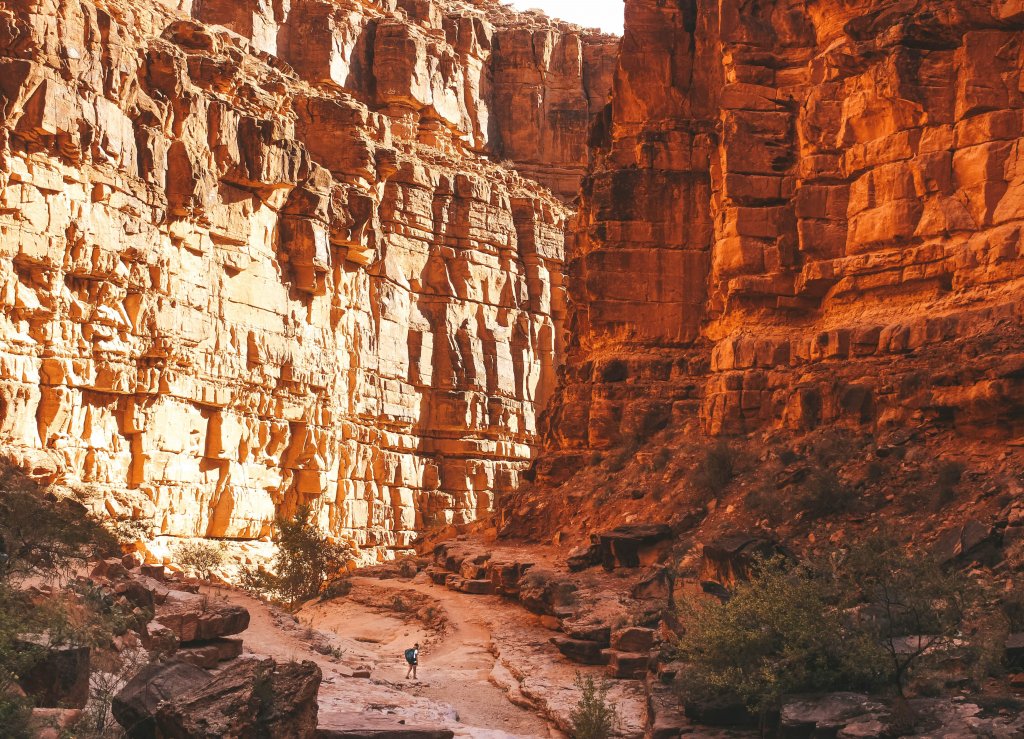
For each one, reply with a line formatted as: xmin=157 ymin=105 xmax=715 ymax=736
xmin=606 ymin=436 xmax=641 ymax=473
xmin=397 ymin=558 xmax=418 ymax=579
xmin=0 ymin=468 xmax=134 ymax=737
xmin=570 ymin=672 xmax=617 ymax=739
xmin=242 ymin=505 xmax=355 ymax=609
xmin=0 ymin=465 xmax=117 ymax=582
xmin=174 ymin=539 xmax=226 ymax=581
xmin=676 ymin=556 xmax=885 ymax=719
xmin=795 ymin=468 xmax=855 ymax=518
xmin=691 ymin=441 xmax=735 ymax=502
xmin=829 ymin=536 xmax=987 ymax=697
xmin=676 ymin=539 xmax=989 ymax=719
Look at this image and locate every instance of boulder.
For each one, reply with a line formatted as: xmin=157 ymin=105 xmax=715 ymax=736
xmin=458 ymin=579 xmax=495 ymax=595
xmin=155 ymin=590 xmax=250 ymax=643
xmin=933 ymin=520 xmax=1002 ymax=566
xmin=611 ymin=627 xmax=655 ymax=652
xmin=551 ymin=637 xmax=609 ymax=665
xmin=779 ymin=693 xmax=891 ymax=738
xmin=598 ymin=524 xmax=673 ymax=570
xmin=517 ymin=568 xmax=579 ymax=616
xmin=177 ymin=638 xmax=244 ymax=668
xmin=562 ymin=620 xmax=611 ymax=646
xmin=155 ymin=657 xmax=321 ymax=738
xmin=699 ymin=534 xmax=789 ymax=588
xmin=112 ymin=660 xmax=213 ymax=737
xmin=605 ymin=650 xmax=650 ymax=679
xmin=17 ymin=643 xmax=90 ymax=709
xmin=140 ymin=564 xmax=166 ymax=581
xmin=567 ymin=542 xmax=602 ymax=572
xmin=91 ymin=558 xmax=129 ymax=580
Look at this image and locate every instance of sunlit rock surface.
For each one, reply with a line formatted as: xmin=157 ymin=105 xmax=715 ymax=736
xmin=0 ymin=0 xmax=615 ymax=557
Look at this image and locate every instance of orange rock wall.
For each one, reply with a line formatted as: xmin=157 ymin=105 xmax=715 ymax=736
xmin=0 ymin=0 xmax=614 ymax=557
xmin=540 ymin=0 xmax=1024 ymax=471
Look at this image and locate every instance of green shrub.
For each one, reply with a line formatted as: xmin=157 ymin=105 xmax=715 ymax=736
xmin=242 ymin=506 xmax=355 ymax=609
xmin=174 ymin=539 xmax=226 ymax=581
xmin=676 ymin=557 xmax=886 ymax=718
xmin=0 ymin=465 xmax=117 ymax=582
xmin=830 ymin=536 xmax=986 ymax=697
xmin=692 ymin=441 xmax=735 ymax=502
xmin=675 ymin=539 xmax=990 ymax=720
xmin=570 ymin=672 xmax=617 ymax=739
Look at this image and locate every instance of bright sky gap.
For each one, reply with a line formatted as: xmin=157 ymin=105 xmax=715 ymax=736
xmin=506 ymin=0 xmax=624 ymax=35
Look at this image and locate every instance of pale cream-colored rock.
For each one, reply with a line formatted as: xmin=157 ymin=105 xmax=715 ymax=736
xmin=0 ymin=0 xmax=613 ymax=558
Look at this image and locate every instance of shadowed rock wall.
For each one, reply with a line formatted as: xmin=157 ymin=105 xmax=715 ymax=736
xmin=0 ymin=0 xmax=615 ymax=558
xmin=538 ymin=0 xmax=1024 ymax=478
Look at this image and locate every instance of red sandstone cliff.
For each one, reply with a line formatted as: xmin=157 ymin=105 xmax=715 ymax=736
xmin=512 ymin=0 xmax=1024 ymax=538
xmin=0 ymin=0 xmax=615 ymax=560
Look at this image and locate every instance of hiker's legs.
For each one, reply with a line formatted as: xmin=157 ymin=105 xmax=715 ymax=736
xmin=412 ymin=663 xmax=417 ymax=679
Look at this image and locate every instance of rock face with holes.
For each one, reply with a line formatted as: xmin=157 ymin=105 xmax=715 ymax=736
xmin=0 ymin=0 xmax=615 ymax=558
xmin=537 ymin=0 xmax=1024 ymax=471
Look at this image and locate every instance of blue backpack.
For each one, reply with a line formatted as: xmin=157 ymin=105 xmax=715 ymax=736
xmin=404 ymin=648 xmax=416 ymax=663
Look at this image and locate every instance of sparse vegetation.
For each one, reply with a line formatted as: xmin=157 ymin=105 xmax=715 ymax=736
xmin=676 ymin=539 xmax=991 ymax=722
xmin=933 ymin=460 xmax=965 ymax=509
xmin=0 ymin=464 xmax=129 ymax=737
xmin=676 ymin=556 xmax=885 ymax=720
xmin=174 ymin=539 xmax=226 ymax=581
xmin=570 ymin=672 xmax=617 ymax=739
xmin=794 ymin=467 xmax=855 ymax=518
xmin=241 ymin=505 xmax=355 ymax=609
xmin=691 ymin=441 xmax=735 ymax=502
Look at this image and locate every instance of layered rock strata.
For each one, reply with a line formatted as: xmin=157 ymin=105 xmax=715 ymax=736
xmin=0 ymin=0 xmax=615 ymax=557
xmin=539 ymin=0 xmax=1024 ymax=473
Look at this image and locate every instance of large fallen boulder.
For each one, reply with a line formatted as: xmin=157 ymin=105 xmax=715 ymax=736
xmin=598 ymin=524 xmax=672 ymax=569
xmin=155 ymin=590 xmax=250 ymax=643
xmin=112 ymin=660 xmax=214 ymax=737
xmin=699 ymin=534 xmax=789 ymax=588
xmin=155 ymin=657 xmax=321 ymax=738
xmin=517 ymin=568 xmax=579 ymax=617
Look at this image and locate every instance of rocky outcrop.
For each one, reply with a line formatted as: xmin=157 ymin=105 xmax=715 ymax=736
xmin=533 ymin=0 xmax=1024 ymax=489
xmin=0 ymin=0 xmax=615 ymax=559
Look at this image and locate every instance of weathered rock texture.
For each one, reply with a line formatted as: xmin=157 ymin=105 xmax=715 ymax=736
xmin=0 ymin=0 xmax=615 ymax=557
xmin=536 ymin=0 xmax=1024 ymax=477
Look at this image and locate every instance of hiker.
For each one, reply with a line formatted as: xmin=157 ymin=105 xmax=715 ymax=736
xmin=404 ymin=643 xmax=419 ymax=679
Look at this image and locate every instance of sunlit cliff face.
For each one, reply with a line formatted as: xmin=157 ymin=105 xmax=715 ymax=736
xmin=0 ymin=0 xmax=617 ymax=560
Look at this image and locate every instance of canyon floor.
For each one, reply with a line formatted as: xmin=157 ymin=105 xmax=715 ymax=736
xmin=208 ymin=572 xmax=650 ymax=738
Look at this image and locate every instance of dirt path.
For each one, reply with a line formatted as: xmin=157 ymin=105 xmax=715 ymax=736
xmin=213 ymin=582 xmax=562 ymax=737
xmin=340 ymin=577 xmax=556 ymax=736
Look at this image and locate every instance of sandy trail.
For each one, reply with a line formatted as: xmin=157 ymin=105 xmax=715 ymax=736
xmin=213 ymin=580 xmax=560 ymax=738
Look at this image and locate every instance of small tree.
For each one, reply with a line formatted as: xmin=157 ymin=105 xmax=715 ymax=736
xmin=174 ymin=540 xmax=225 ymax=581
xmin=570 ymin=672 xmax=617 ymax=739
xmin=242 ymin=506 xmax=354 ymax=609
xmin=829 ymin=536 xmax=982 ymax=697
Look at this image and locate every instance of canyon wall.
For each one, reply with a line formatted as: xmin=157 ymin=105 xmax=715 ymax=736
xmin=0 ymin=0 xmax=615 ymax=557
xmin=534 ymin=0 xmax=1024 ymax=487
